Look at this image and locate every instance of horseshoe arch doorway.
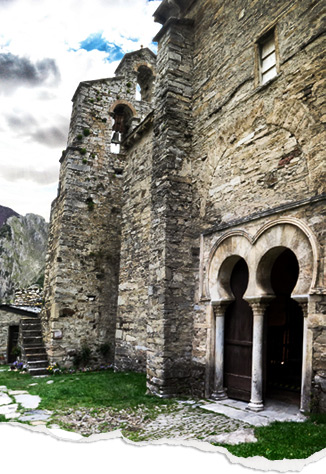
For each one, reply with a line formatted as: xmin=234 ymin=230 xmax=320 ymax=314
xmin=224 ymin=258 xmax=253 ymax=402
xmin=264 ymin=248 xmax=303 ymax=405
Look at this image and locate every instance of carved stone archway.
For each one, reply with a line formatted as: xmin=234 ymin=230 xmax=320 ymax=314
xmin=205 ymin=217 xmax=319 ymax=412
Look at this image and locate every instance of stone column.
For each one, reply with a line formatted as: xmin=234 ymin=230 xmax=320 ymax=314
xmin=211 ymin=301 xmax=230 ymax=400
xmin=246 ymin=297 xmax=271 ymax=412
xmin=293 ymin=296 xmax=309 ymax=413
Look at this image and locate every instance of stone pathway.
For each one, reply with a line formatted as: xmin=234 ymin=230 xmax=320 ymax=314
xmin=0 ymin=385 xmax=52 ymax=425
xmin=201 ymin=398 xmax=307 ymax=427
xmin=0 ymin=384 xmax=307 ymax=446
xmin=132 ymin=401 xmax=257 ymax=445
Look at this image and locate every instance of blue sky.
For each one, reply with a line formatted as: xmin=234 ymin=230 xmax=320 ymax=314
xmin=78 ymin=33 xmax=125 ymax=61
xmin=0 ymin=0 xmax=162 ymax=220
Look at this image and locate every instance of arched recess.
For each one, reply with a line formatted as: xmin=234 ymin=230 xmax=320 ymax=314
xmin=252 ymin=218 xmax=319 ymax=298
xmin=135 ymin=63 xmax=155 ymax=102
xmin=206 ymin=217 xmax=319 ymax=409
xmin=109 ymin=101 xmax=136 ymax=150
xmin=207 ymin=231 xmax=253 ymax=301
xmin=206 ymin=218 xmax=318 ymax=300
xmin=263 ymin=248 xmax=304 ymax=404
xmin=224 ymin=258 xmax=253 ymax=401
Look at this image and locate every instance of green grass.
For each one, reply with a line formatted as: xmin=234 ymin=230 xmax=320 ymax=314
xmin=1 ymin=366 xmax=326 ymax=460
xmin=217 ymin=418 xmax=326 ymax=460
xmin=0 ymin=366 xmax=174 ymax=412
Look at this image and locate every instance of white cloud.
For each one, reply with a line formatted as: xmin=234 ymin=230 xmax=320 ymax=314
xmin=0 ymin=0 xmax=162 ymax=220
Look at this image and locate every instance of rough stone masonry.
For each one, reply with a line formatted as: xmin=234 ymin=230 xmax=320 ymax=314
xmin=41 ymin=0 xmax=326 ymax=412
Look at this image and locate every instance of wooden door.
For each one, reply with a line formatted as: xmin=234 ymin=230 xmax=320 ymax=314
xmin=224 ymin=259 xmax=253 ymax=402
xmin=8 ymin=325 xmax=19 ymax=363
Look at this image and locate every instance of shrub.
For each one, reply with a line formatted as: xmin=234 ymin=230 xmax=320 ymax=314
xmin=73 ymin=345 xmax=91 ymax=368
xmin=11 ymin=346 xmax=21 ymax=359
xmin=86 ymin=197 xmax=95 ymax=211
xmin=98 ymin=342 xmax=111 ymax=361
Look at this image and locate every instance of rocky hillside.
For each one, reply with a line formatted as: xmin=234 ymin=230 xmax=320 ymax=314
xmin=0 ymin=210 xmax=49 ymax=302
xmin=0 ymin=205 xmax=19 ymax=228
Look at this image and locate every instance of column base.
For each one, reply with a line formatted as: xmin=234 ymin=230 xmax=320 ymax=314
xmin=247 ymin=400 xmax=264 ymax=412
xmin=211 ymin=390 xmax=228 ymax=401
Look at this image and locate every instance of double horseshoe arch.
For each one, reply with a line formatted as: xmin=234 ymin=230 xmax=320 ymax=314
xmin=207 ymin=217 xmax=319 ymax=301
xmin=206 ymin=217 xmax=319 ymax=411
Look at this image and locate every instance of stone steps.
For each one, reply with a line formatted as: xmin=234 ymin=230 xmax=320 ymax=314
xmin=28 ymin=368 xmax=48 ymax=376
xmin=24 ymin=346 xmax=47 ymax=355
xmin=25 ymin=352 xmax=47 ymax=361
xmin=27 ymin=360 xmax=49 ymax=369
xmin=21 ymin=329 xmax=42 ymax=337
xmin=20 ymin=317 xmax=48 ymax=376
xmin=23 ymin=336 xmax=44 ymax=346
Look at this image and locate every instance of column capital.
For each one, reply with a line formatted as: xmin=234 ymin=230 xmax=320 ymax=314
xmin=292 ymin=295 xmax=309 ymax=317
xmin=211 ymin=299 xmax=233 ymax=317
xmin=244 ymin=296 xmax=274 ymax=315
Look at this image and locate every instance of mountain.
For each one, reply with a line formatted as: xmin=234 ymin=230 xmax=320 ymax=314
xmin=0 ymin=211 xmax=49 ymax=303
xmin=0 ymin=205 xmax=19 ymax=228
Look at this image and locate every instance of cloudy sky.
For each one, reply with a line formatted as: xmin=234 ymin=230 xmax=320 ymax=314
xmin=0 ymin=0 xmax=161 ymax=221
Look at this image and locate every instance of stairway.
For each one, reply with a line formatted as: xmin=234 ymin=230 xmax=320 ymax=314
xmin=20 ymin=317 xmax=48 ymax=376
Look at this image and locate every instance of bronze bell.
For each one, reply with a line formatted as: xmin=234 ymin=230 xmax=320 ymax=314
xmin=111 ymin=131 xmax=121 ymax=144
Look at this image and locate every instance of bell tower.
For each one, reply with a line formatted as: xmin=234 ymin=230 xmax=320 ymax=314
xmin=42 ymin=48 xmax=156 ymax=367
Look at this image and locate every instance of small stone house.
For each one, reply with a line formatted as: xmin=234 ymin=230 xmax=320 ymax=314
xmin=0 ymin=287 xmax=48 ymax=374
xmin=42 ymin=0 xmax=326 ymax=412
xmin=0 ymin=305 xmax=39 ymax=364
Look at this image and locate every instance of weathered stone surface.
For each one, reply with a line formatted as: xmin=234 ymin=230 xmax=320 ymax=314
xmin=41 ymin=0 xmax=326 ymax=411
xmin=0 ymin=308 xmax=21 ymax=364
xmin=42 ymin=49 xmax=156 ymax=367
xmin=207 ymin=429 xmax=257 ymax=446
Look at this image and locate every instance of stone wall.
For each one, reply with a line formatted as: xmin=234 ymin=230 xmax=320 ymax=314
xmin=167 ymin=0 xmax=326 ymax=403
xmin=42 ymin=49 xmax=156 ymax=367
xmin=114 ymin=125 xmax=153 ymax=372
xmin=41 ymin=0 xmax=325 ymax=410
xmin=145 ymin=18 xmax=197 ymax=396
xmin=185 ymin=0 xmax=325 ymax=228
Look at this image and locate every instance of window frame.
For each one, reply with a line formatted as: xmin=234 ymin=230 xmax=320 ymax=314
xmin=255 ymin=26 xmax=280 ymax=87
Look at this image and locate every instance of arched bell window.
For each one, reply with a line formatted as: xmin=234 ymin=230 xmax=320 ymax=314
xmin=111 ymin=104 xmax=134 ymax=150
xmin=136 ymin=65 xmax=154 ymax=102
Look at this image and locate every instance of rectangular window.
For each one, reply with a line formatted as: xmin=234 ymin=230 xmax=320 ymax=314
xmin=259 ymin=31 xmax=277 ymax=84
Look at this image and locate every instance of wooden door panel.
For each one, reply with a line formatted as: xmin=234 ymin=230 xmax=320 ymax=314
xmin=225 ymin=373 xmax=252 ymax=401
xmin=223 ymin=259 xmax=253 ymax=402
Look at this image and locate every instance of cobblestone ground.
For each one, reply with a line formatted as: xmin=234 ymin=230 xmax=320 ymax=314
xmin=1 ymin=384 xmax=256 ymax=445
xmin=130 ymin=402 xmax=252 ymax=442
xmin=51 ymin=401 xmax=255 ymax=444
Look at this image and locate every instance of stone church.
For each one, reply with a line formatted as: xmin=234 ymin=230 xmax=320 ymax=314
xmin=42 ymin=0 xmax=326 ymax=413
